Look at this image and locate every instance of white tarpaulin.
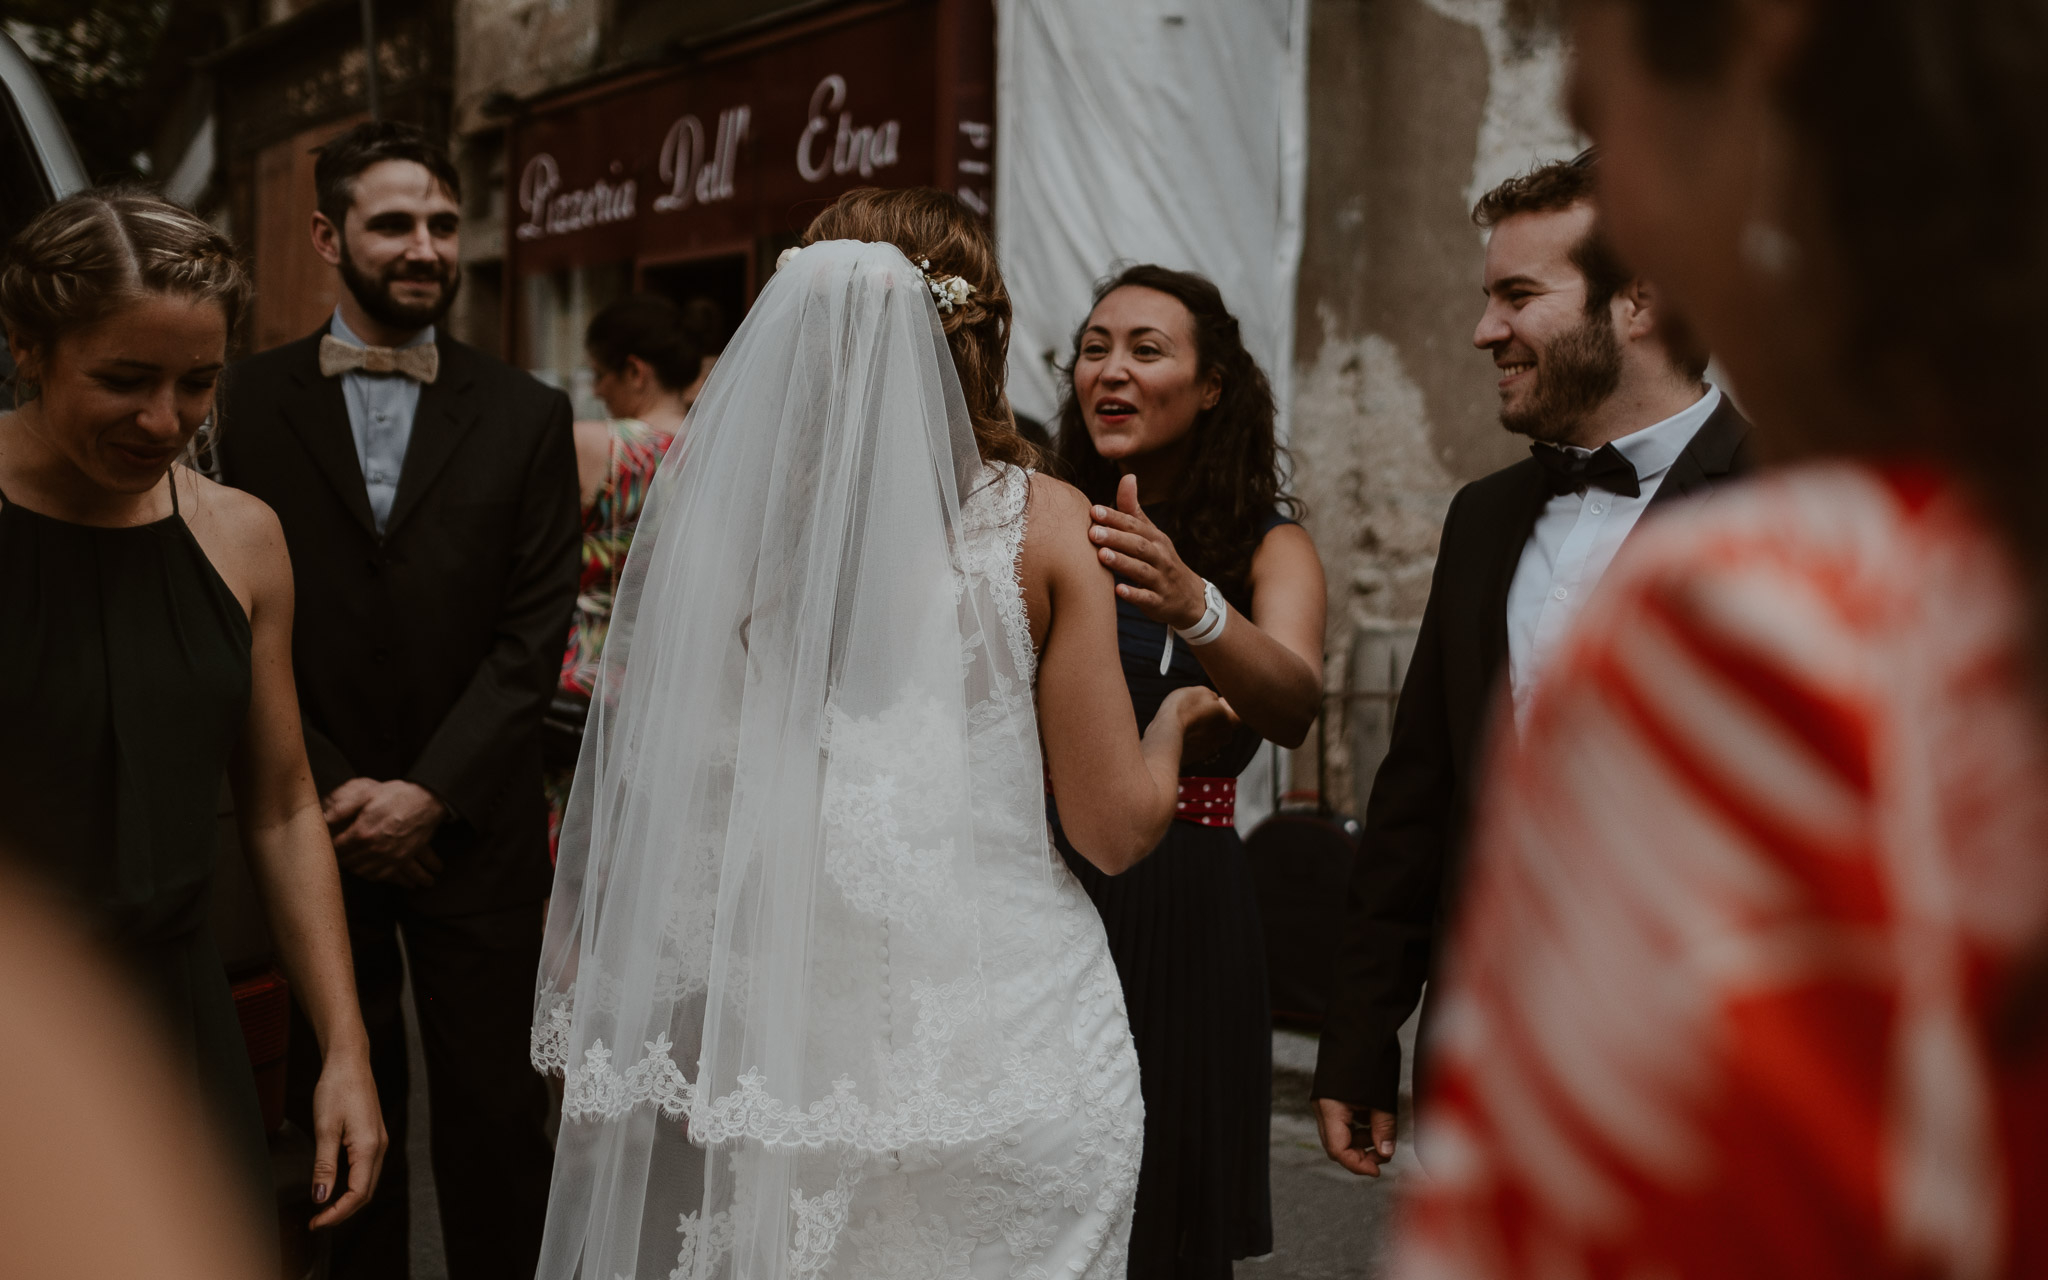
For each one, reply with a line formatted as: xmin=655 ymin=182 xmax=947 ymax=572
xmin=994 ymin=0 xmax=1310 ymax=831
xmin=994 ymin=0 xmax=1309 ymax=435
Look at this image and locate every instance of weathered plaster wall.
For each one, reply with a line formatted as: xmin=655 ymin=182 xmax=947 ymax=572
xmin=1289 ymin=0 xmax=1577 ymax=809
xmin=452 ymin=0 xmax=605 ymax=136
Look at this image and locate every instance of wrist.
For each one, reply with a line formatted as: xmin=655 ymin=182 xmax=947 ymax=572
xmin=403 ymin=779 xmax=450 ymax=823
xmin=1172 ymin=579 xmax=1228 ymax=646
xmin=314 ymin=1021 xmax=373 ymax=1064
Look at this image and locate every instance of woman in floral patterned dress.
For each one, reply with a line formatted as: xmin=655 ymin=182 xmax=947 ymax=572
xmin=545 ymin=294 xmax=698 ymax=854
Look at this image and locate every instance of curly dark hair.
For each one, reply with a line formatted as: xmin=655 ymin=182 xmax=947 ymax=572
xmin=1473 ymin=148 xmax=1709 ymax=379
xmin=1473 ymin=149 xmax=1630 ymax=317
xmin=1052 ymin=264 xmax=1301 ymax=605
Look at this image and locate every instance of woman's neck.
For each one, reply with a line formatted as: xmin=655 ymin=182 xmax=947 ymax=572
xmin=627 ymin=392 xmax=689 ymax=437
xmin=1116 ymin=432 xmax=1195 ymax=506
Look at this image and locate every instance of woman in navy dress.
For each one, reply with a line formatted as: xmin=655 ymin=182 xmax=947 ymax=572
xmin=1051 ymin=265 xmax=1327 ymax=1279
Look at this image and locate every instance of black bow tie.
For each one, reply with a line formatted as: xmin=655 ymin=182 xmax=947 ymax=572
xmin=1531 ymin=442 xmax=1641 ymax=499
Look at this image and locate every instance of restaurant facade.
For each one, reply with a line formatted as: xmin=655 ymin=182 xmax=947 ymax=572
xmin=502 ymin=0 xmax=994 ymax=409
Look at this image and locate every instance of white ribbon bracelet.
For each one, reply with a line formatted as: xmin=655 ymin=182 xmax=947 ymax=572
xmin=1159 ymin=579 xmax=1228 ymax=674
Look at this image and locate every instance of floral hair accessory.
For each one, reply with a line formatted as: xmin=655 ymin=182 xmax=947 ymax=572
xmin=774 ymin=245 xmax=974 ymax=314
xmin=917 ymin=259 xmax=975 ymax=314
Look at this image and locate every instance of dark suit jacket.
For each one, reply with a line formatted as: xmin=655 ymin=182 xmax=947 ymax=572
xmin=218 ymin=327 xmax=580 ymax=916
xmin=1313 ymin=398 xmax=1753 ymax=1112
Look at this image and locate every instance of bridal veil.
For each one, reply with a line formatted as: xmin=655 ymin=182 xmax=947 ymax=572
xmin=531 ymin=240 xmax=1086 ymax=1276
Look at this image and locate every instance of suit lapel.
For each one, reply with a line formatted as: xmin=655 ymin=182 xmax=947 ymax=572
xmin=1480 ymin=462 xmax=1551 ymax=685
xmin=1645 ymin=397 xmax=1752 ymax=514
xmin=280 ymin=333 xmax=377 ymax=537
xmin=385 ymin=337 xmax=481 ymax=538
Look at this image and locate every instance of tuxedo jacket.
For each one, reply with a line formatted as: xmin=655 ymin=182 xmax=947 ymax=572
xmin=1313 ymin=398 xmax=1753 ymax=1112
xmin=218 ymin=328 xmax=580 ymax=916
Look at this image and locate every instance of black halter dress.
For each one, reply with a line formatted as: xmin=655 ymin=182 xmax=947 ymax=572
xmin=0 ymin=472 xmax=271 ymax=1223
xmin=1053 ymin=511 xmax=1290 ymax=1280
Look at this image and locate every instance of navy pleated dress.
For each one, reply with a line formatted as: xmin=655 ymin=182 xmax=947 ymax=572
xmin=1054 ymin=512 xmax=1290 ymax=1280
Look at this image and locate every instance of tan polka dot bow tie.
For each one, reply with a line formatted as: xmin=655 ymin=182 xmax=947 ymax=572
xmin=318 ymin=334 xmax=440 ymax=383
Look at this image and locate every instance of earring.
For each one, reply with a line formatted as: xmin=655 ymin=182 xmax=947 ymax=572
xmin=1741 ymin=220 xmax=1800 ymax=278
xmin=1741 ymin=121 xmax=1803 ymax=279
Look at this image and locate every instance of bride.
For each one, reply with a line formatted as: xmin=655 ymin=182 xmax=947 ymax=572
xmin=530 ymin=187 xmax=1231 ymax=1279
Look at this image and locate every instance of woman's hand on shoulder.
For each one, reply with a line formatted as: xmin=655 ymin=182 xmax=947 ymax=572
xmin=1088 ymin=473 xmax=1205 ymax=629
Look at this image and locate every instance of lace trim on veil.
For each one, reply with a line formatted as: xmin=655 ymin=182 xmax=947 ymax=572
xmin=531 ymin=463 xmax=1048 ymax=1151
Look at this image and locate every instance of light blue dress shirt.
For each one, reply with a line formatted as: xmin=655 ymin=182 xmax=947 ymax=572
xmin=328 ymin=309 xmax=434 ymax=534
xmin=1505 ymin=384 xmax=1725 ymax=729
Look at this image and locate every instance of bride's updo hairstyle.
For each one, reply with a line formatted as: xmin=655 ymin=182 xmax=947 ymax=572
xmin=1 ymin=188 xmax=251 ymax=405
xmin=801 ymin=187 xmax=1034 ymax=467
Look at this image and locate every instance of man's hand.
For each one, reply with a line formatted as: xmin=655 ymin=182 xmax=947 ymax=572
xmin=327 ymin=779 xmax=447 ymax=889
xmin=1315 ymin=1097 xmax=1398 ymax=1177
xmin=320 ymin=777 xmax=379 ymax=835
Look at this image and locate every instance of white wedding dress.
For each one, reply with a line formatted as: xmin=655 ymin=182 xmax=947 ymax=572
xmin=531 ymin=241 xmax=1142 ymax=1279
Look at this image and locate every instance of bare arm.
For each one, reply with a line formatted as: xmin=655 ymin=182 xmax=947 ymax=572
xmin=1089 ymin=474 xmax=1325 ymax=746
xmin=191 ymin=472 xmax=387 ymax=1227
xmin=0 ymin=869 xmax=268 ymax=1279
xmin=573 ymin=418 xmax=612 ymax=509
xmin=1024 ymin=475 xmax=1230 ymax=873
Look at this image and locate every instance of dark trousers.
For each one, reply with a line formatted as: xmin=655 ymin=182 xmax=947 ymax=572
xmin=287 ymin=879 xmax=555 ymax=1280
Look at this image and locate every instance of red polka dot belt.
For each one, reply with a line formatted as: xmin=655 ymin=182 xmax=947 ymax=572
xmin=1043 ymin=771 xmax=1238 ymax=828
xmin=1174 ymin=777 xmax=1236 ymax=828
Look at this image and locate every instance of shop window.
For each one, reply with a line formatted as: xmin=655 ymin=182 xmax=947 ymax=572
xmin=639 ymin=251 xmax=748 ymax=358
xmin=251 ymin=115 xmax=365 ymax=353
xmin=523 ymin=261 xmax=632 ymax=419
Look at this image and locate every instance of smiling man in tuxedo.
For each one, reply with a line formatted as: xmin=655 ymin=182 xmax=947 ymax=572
xmin=1312 ymin=149 xmax=1752 ymax=1177
xmin=218 ymin=121 xmax=577 ymax=1277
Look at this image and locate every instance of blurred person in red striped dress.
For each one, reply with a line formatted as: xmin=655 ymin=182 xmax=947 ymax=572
xmin=1394 ymin=2 xmax=2048 ymax=1277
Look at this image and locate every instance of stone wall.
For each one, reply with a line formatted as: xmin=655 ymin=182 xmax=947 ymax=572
xmin=452 ymin=0 xmax=606 ymax=137
xmin=1289 ymin=0 xmax=1577 ymax=811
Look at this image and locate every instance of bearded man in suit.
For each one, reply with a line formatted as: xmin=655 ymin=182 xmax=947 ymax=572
xmin=217 ymin=121 xmax=577 ymax=1277
xmin=1313 ymin=149 xmax=1752 ymax=1177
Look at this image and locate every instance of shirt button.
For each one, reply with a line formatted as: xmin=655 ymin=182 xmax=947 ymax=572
xmin=1589 ymin=502 xmax=1605 ymax=514
xmin=1552 ymin=586 xmax=1568 ymax=601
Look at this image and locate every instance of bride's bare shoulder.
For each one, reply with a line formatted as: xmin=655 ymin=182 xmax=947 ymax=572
xmin=1018 ymin=470 xmax=1109 ymax=615
xmin=1022 ymin=471 xmax=1091 ymax=544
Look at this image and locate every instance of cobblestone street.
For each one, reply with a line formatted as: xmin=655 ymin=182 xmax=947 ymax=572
xmin=1239 ymin=1030 xmax=1412 ymax=1280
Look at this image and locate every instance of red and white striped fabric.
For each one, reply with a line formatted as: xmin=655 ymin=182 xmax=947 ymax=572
xmin=1396 ymin=463 xmax=2048 ymax=1280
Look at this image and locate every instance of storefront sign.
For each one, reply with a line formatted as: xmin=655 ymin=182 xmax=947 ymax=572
xmin=516 ymin=156 xmax=637 ymax=240
xmin=506 ymin=0 xmax=990 ymax=276
xmin=796 ymin=76 xmax=901 ymax=182
xmin=657 ymin=107 xmax=751 ymax=211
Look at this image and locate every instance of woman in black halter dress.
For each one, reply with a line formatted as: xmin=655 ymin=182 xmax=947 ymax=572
xmin=0 ymin=190 xmax=385 ymax=1244
xmin=1051 ymin=266 xmax=1327 ymax=1279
